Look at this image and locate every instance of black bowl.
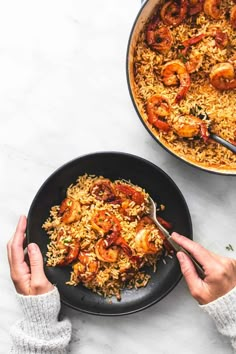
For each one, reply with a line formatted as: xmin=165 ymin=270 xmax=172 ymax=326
xmin=27 ymin=151 xmax=192 ymax=315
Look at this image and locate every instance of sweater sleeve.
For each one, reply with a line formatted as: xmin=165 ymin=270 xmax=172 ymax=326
xmin=10 ymin=287 xmax=72 ymax=354
xmin=200 ymin=286 xmax=236 ymax=351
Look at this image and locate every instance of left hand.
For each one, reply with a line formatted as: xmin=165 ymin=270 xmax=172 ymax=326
xmin=7 ymin=215 xmax=54 ymax=295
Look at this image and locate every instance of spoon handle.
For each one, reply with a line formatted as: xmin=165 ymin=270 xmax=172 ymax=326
xmin=210 ymin=133 xmax=236 ymax=154
xmin=169 ymin=238 xmax=206 ymax=279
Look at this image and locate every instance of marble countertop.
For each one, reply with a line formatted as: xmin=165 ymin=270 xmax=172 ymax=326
xmin=1 ymin=1 xmax=235 ymax=353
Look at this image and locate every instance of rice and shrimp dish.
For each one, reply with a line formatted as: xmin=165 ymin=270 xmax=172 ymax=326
xmin=132 ymin=0 xmax=236 ymax=171
xmin=43 ymin=175 xmax=172 ymax=300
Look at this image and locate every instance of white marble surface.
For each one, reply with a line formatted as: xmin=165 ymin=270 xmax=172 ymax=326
xmin=1 ymin=1 xmax=236 ymax=353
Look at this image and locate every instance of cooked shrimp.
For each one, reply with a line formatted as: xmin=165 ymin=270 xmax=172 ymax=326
xmin=207 ymin=26 xmax=229 ymax=48
xmin=188 ymin=0 xmax=204 ymax=15
xmin=135 ymin=226 xmax=163 ymax=255
xmin=115 ymin=184 xmax=145 ymax=205
xmin=173 ymin=114 xmax=210 ymax=142
xmin=185 ymin=53 xmax=203 ymax=73
xmin=57 ymin=231 xmax=80 ymax=266
xmin=210 ymin=62 xmax=236 ymax=90
xmin=204 ymin=0 xmax=221 ymax=19
xmin=230 ymin=5 xmax=236 ymax=29
xmin=146 ymin=25 xmax=173 ymax=53
xmin=181 ymin=33 xmax=205 ymax=56
xmin=214 ymin=30 xmax=229 ymax=48
xmin=91 ymin=210 xmax=121 ymax=235
xmin=104 ymin=232 xmax=133 ymax=258
xmin=161 ymin=60 xmax=191 ymax=103
xmin=90 ymin=178 xmax=116 ymax=202
xmin=136 ymin=217 xmax=173 ymax=254
xmin=160 ymin=0 xmax=188 ymax=26
xmin=146 ymin=95 xmax=171 ymax=132
xmin=59 ymin=198 xmax=81 ymax=224
xmin=73 ymin=251 xmax=98 ymax=282
xmin=95 ymin=238 xmax=119 ymax=262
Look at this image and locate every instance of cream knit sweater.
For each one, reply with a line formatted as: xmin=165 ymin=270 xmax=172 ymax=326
xmin=10 ymin=287 xmax=236 ymax=353
xmin=10 ymin=288 xmax=71 ymax=353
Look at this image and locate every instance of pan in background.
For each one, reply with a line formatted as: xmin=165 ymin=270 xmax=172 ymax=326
xmin=126 ymin=0 xmax=236 ymax=175
xmin=27 ymin=151 xmax=192 ymax=315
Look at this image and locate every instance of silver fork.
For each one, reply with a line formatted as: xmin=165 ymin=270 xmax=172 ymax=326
xmin=148 ymin=196 xmax=205 ymax=279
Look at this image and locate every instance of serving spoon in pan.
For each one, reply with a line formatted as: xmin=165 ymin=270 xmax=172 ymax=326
xmin=208 ymin=133 xmax=236 ymax=153
xmin=189 ymin=105 xmax=236 ymax=154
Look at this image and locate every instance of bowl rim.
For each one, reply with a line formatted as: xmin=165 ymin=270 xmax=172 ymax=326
xmin=125 ymin=1 xmax=236 ymax=176
xmin=27 ymin=150 xmax=193 ymax=315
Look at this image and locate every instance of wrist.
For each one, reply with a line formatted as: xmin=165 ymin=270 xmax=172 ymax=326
xmin=200 ymin=286 xmax=236 ymax=334
xmin=16 ymin=286 xmax=61 ymax=325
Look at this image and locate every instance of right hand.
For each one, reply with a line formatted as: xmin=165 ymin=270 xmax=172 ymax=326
xmin=171 ymin=232 xmax=236 ymax=305
xmin=7 ymin=215 xmax=54 ymax=296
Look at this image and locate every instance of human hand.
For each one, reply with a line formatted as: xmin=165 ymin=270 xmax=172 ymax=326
xmin=171 ymin=232 xmax=236 ymax=305
xmin=7 ymin=215 xmax=54 ymax=296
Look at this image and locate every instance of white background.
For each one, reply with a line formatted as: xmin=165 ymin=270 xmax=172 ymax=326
xmin=1 ymin=1 xmax=235 ymax=353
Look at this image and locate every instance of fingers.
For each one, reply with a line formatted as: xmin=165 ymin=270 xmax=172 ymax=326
xmin=177 ymin=252 xmax=203 ymax=300
xmin=28 ymin=243 xmax=52 ymax=293
xmin=171 ymin=232 xmax=212 ymax=266
xmin=8 ymin=215 xmax=27 ymax=267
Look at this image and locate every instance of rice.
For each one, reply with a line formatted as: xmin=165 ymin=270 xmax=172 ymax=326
xmin=132 ymin=0 xmax=236 ymax=171
xmin=42 ymin=174 xmax=164 ymax=300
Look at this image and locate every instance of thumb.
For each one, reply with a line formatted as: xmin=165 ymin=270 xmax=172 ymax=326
xmin=28 ymin=243 xmax=47 ymax=281
xmin=177 ymin=251 xmax=201 ymax=295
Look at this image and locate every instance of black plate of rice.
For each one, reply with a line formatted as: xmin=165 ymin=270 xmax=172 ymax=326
xmin=27 ymin=151 xmax=192 ymax=315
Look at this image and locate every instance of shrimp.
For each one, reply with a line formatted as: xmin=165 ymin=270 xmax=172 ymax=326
xmin=91 ymin=210 xmax=121 ymax=235
xmin=180 ymin=33 xmax=205 ymax=56
xmin=203 ymin=0 xmax=221 ymax=19
xmin=214 ymin=30 xmax=229 ymax=48
xmin=59 ymin=198 xmax=81 ymax=224
xmin=95 ymin=238 xmax=119 ymax=262
xmin=185 ymin=53 xmax=203 ymax=73
xmin=146 ymin=95 xmax=171 ymax=132
xmin=173 ymin=114 xmax=210 ymax=142
xmin=135 ymin=218 xmax=163 ymax=255
xmin=161 ymin=60 xmax=190 ymax=103
xmin=104 ymin=232 xmax=133 ymax=258
xmin=115 ymin=184 xmax=145 ymax=205
xmin=90 ymin=178 xmax=116 ymax=202
xmin=188 ymin=0 xmax=204 ymax=15
xmin=210 ymin=63 xmax=236 ymax=90
xmin=230 ymin=5 xmax=236 ymax=29
xmin=160 ymin=0 xmax=188 ymax=27
xmin=73 ymin=251 xmax=98 ymax=282
xmin=146 ymin=25 xmax=173 ymax=53
xmin=136 ymin=217 xmax=173 ymax=253
xmin=207 ymin=26 xmax=229 ymax=48
xmin=56 ymin=230 xmax=80 ymax=266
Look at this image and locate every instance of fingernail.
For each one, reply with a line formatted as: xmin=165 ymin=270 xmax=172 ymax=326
xmin=28 ymin=243 xmax=37 ymax=254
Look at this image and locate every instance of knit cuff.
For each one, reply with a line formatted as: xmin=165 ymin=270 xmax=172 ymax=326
xmin=200 ymin=287 xmax=236 ymax=336
xmin=16 ymin=287 xmax=61 ymax=325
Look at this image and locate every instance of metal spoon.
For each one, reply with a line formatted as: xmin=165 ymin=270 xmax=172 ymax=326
xmin=209 ymin=133 xmax=236 ymax=153
xmin=190 ymin=105 xmax=236 ymax=154
xmin=122 ymin=179 xmax=205 ymax=279
xmin=148 ymin=196 xmax=206 ymax=279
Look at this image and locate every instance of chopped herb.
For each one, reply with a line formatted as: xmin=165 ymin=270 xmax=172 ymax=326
xmin=177 ymin=44 xmax=185 ymax=50
xmin=226 ymin=244 xmax=234 ymax=251
xmin=190 ymin=105 xmax=209 ymax=120
xmin=178 ymin=54 xmax=187 ymax=63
